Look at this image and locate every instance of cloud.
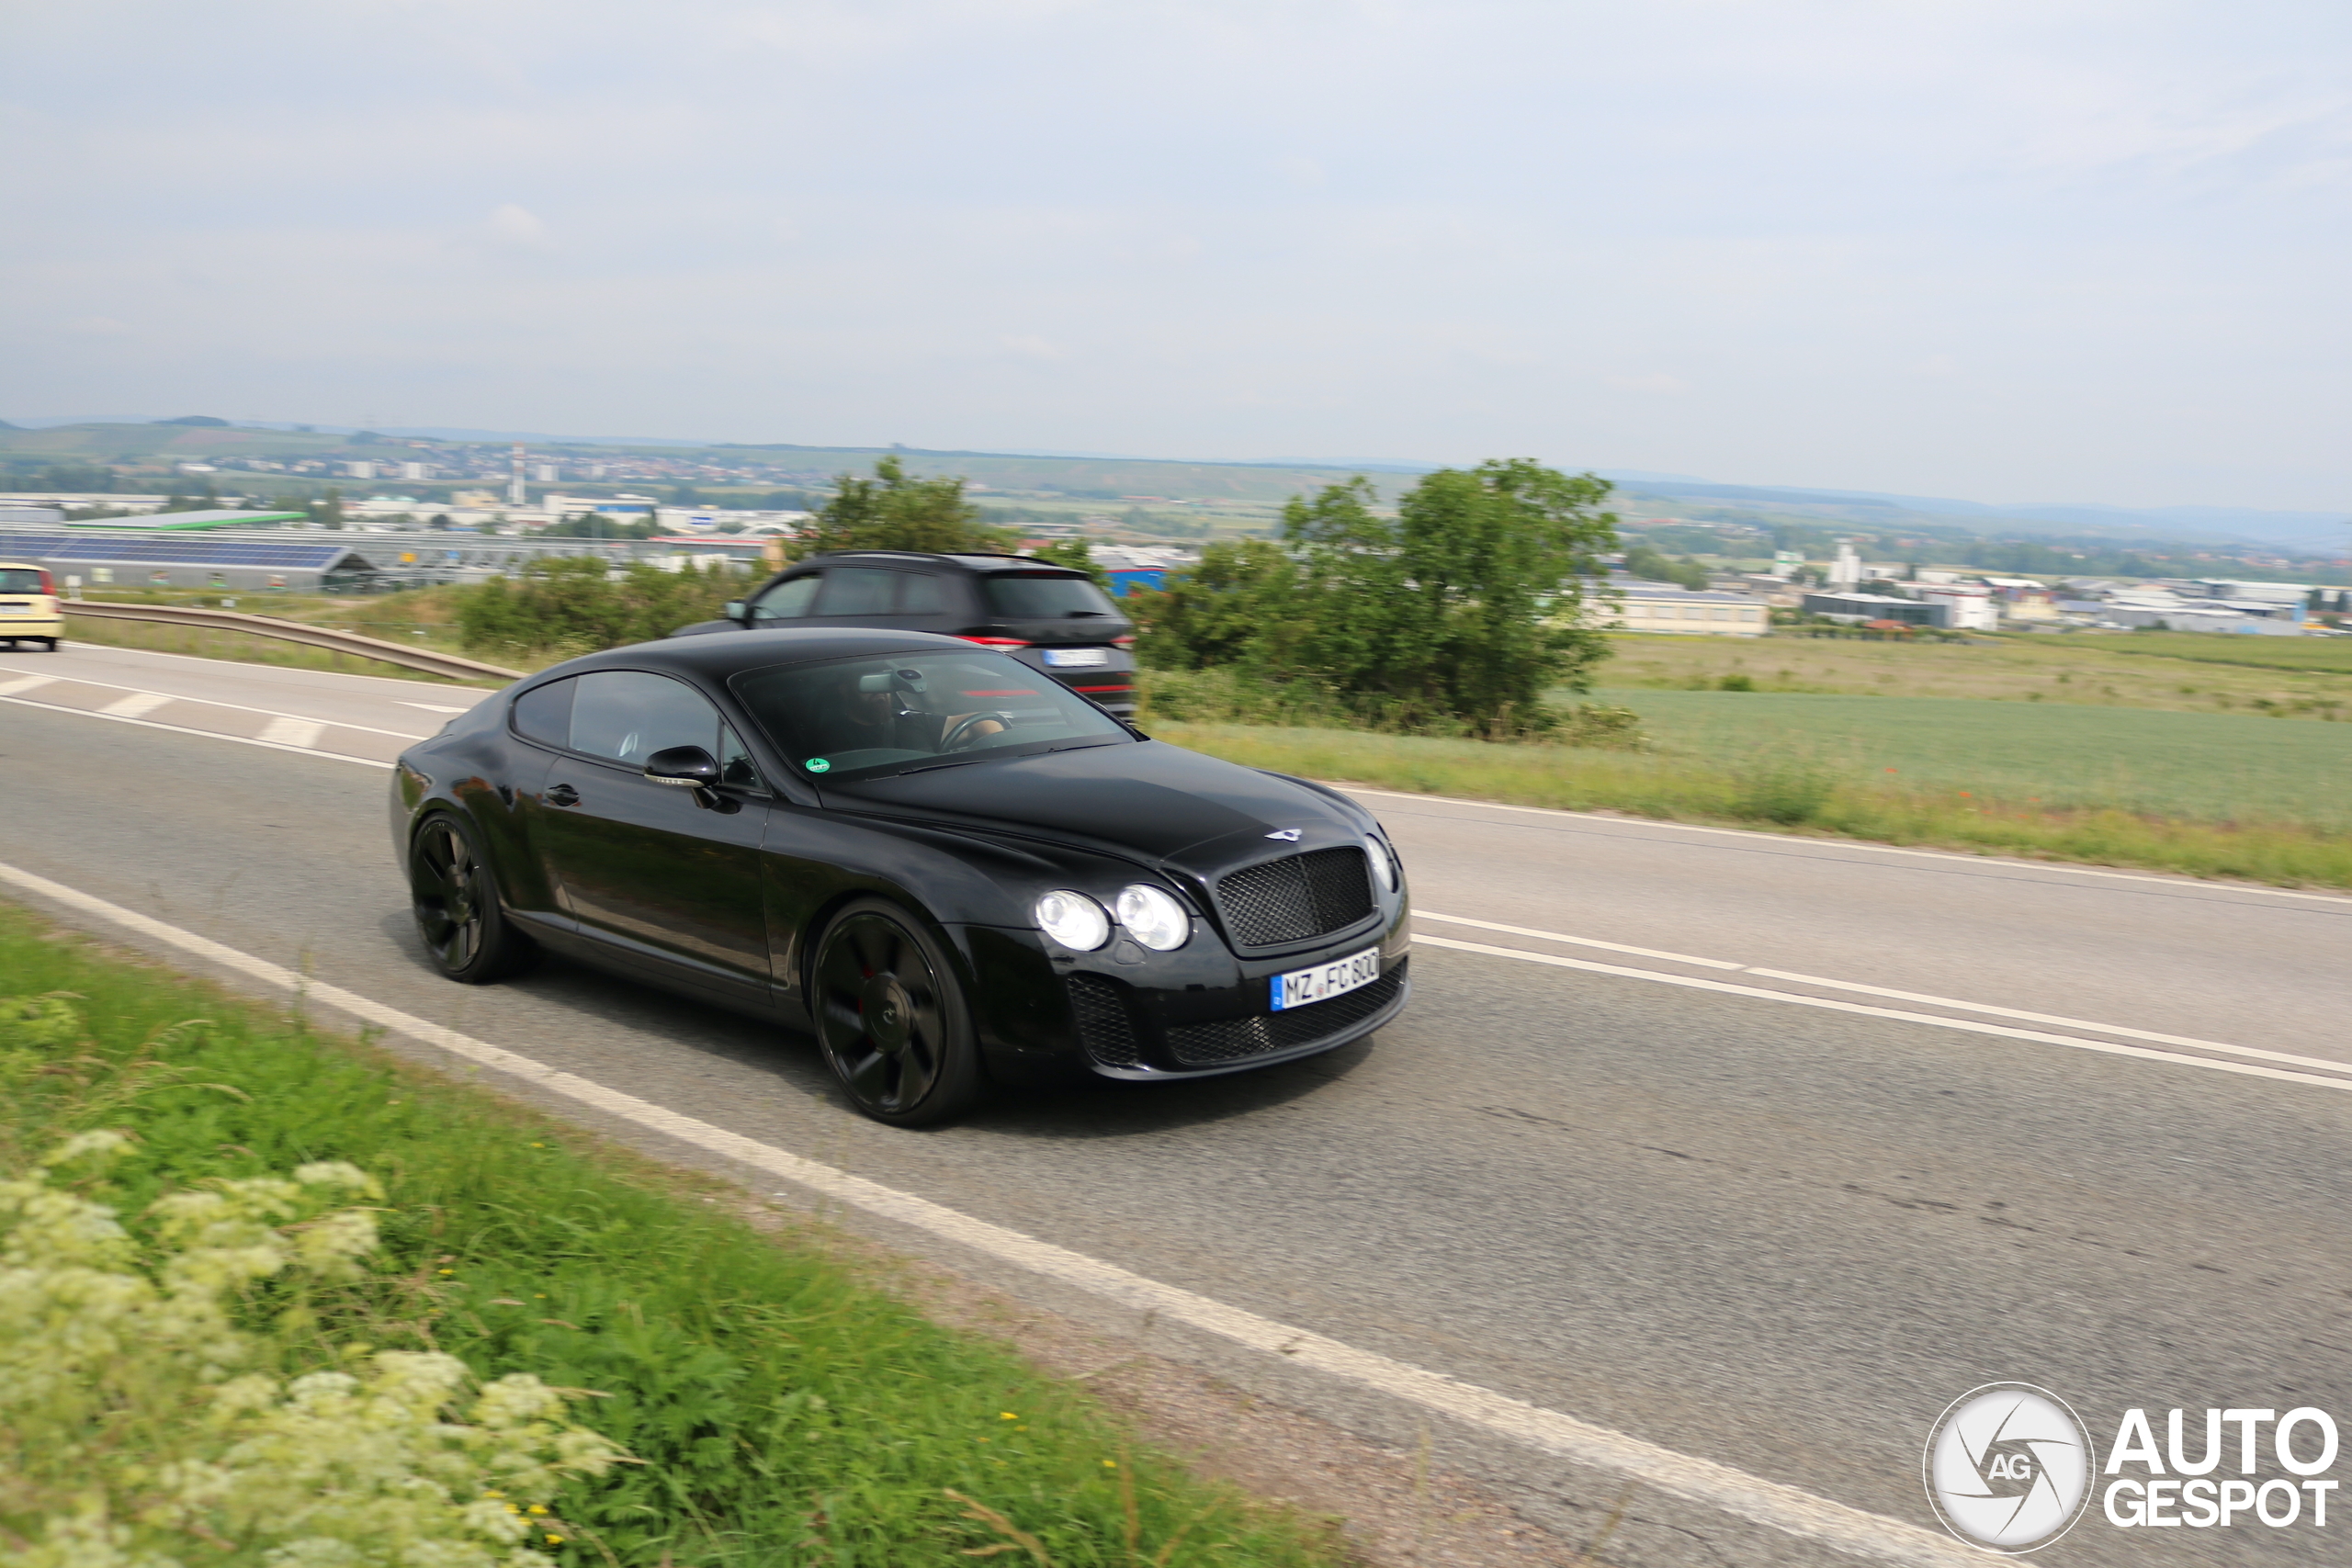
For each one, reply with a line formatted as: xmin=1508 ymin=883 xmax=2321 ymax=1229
xmin=6 ymin=0 xmax=2352 ymax=507
xmin=483 ymin=204 xmax=548 ymax=248
xmin=1000 ymin=333 xmax=1067 ymax=360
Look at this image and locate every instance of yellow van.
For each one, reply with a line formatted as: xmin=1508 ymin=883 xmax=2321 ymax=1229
xmin=0 ymin=562 xmax=62 ymax=651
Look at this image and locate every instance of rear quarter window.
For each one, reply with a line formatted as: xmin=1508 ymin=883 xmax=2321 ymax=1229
xmin=980 ymin=572 xmax=1116 ymax=619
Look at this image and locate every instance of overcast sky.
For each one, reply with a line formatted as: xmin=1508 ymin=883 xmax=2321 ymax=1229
xmin=6 ymin=1 xmax=2349 ymax=509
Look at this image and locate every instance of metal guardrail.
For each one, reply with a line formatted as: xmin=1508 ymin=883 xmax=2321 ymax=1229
xmin=62 ymin=601 xmax=525 ymax=683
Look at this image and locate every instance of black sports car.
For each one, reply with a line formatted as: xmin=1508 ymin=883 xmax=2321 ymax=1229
xmin=390 ymin=627 xmax=1410 ymax=1124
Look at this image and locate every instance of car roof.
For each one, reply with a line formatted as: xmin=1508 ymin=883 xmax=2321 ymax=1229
xmin=0 ymin=561 xmax=45 ymax=570
xmin=783 ymin=550 xmax=1085 ymax=577
xmin=531 ymin=626 xmax=985 ymax=685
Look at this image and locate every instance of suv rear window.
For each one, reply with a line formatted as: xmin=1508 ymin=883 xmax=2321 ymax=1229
xmin=980 ymin=572 xmax=1116 ymax=619
xmin=0 ymin=570 xmax=48 ymax=594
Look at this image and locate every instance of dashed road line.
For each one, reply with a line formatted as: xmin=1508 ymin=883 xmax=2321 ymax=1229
xmin=98 ymin=691 xmax=172 ymax=718
xmin=0 ymin=674 xmax=56 ymax=696
xmin=258 ymin=715 xmax=326 ymax=749
xmin=0 ymin=694 xmax=392 ymax=768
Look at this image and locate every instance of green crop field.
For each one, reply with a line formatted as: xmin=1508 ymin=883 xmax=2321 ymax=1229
xmin=1594 ymin=687 xmax=2352 ymax=830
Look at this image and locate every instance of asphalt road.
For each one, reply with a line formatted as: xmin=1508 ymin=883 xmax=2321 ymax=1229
xmin=6 ymin=642 xmax=2350 ymax=1567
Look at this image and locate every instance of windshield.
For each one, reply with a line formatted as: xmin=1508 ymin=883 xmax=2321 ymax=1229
xmin=729 ymin=650 xmax=1130 ymax=783
xmin=980 ymin=571 xmax=1118 ymax=620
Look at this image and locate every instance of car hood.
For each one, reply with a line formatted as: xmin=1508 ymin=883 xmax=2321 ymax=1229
xmin=818 ymin=739 xmax=1368 ymax=873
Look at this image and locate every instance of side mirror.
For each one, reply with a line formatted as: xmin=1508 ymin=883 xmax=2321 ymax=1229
xmin=723 ymin=599 xmax=747 ymax=625
xmin=643 ymin=745 xmax=720 ymax=788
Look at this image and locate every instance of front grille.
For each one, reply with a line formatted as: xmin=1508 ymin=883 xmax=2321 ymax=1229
xmin=1066 ymin=974 xmax=1143 ymax=1066
xmin=1168 ymin=959 xmax=1408 ymax=1066
xmin=1214 ymin=846 xmax=1374 ymax=947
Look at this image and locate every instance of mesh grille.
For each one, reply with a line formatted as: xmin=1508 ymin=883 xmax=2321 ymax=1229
xmin=1214 ymin=846 xmax=1374 ymax=946
xmin=1168 ymin=959 xmax=1407 ymax=1066
xmin=1066 ymin=974 xmax=1143 ymax=1066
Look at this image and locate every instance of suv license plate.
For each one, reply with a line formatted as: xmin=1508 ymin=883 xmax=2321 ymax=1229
xmin=1271 ymin=946 xmax=1381 ymax=1010
xmin=1043 ymin=647 xmax=1109 ymax=668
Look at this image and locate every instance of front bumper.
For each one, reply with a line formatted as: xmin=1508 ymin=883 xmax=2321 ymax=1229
xmin=968 ymin=908 xmax=1412 ymax=1081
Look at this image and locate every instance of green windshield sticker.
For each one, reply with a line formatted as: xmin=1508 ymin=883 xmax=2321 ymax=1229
xmin=805 ymin=758 xmax=831 ymax=773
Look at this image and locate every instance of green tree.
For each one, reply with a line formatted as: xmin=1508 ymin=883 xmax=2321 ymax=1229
xmin=1622 ymin=542 xmax=1708 ymax=590
xmin=1028 ymin=537 xmax=1110 ymax=587
xmin=787 ymin=455 xmax=1011 ymax=559
xmin=1138 ymin=460 xmax=1620 ymax=736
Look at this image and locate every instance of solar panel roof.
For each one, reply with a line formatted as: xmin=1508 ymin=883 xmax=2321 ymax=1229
xmin=0 ymin=532 xmax=365 ymax=569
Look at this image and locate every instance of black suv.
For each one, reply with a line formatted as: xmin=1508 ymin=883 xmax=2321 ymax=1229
xmin=671 ymin=551 xmax=1137 ymax=718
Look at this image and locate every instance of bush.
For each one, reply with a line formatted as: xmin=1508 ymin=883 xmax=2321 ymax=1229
xmin=455 ymin=558 xmax=749 ymax=660
xmin=0 ymin=997 xmax=621 ymax=1568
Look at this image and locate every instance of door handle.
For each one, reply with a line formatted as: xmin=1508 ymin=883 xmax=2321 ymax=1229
xmin=546 ymin=784 xmax=581 ymax=807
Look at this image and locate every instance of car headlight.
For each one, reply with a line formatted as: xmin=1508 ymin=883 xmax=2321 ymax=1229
xmin=1114 ymin=884 xmax=1191 ymax=951
xmin=1366 ymin=834 xmax=1399 ymax=892
xmin=1035 ymin=890 xmax=1111 ymax=951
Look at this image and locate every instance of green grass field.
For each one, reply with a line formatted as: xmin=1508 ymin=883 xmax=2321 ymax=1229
xmin=1593 ymin=687 xmax=2352 ymax=830
xmin=0 ymin=906 xmax=1343 ymax=1568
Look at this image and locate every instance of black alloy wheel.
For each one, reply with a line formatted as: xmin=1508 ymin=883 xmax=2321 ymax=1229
xmin=409 ymin=814 xmax=534 ymax=984
xmin=811 ymin=898 xmax=984 ymax=1126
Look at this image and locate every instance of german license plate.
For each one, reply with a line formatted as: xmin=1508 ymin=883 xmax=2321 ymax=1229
xmin=0 ymin=604 xmax=30 ymax=616
xmin=1271 ymin=945 xmax=1381 ymax=1010
xmin=1043 ymin=647 xmax=1108 ymax=668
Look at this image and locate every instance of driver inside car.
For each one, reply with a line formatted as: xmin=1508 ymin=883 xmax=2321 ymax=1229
xmin=826 ymin=665 xmax=1008 ymax=755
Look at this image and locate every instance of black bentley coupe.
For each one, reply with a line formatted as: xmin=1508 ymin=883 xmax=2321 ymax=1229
xmin=391 ymin=627 xmax=1410 ymax=1124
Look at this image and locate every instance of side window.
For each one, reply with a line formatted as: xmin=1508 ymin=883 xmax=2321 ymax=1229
xmin=897 ymin=572 xmax=950 ymax=614
xmin=568 ymin=671 xmax=721 ymax=766
xmin=748 ymin=574 xmax=820 ymax=624
xmin=812 ymin=567 xmax=902 ymax=615
xmin=511 ymin=678 xmax=575 ymax=748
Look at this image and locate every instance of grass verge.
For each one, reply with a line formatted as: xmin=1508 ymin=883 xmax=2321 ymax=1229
xmin=1150 ymin=720 xmax=2352 ymax=889
xmin=0 ymin=902 xmax=1344 ymax=1568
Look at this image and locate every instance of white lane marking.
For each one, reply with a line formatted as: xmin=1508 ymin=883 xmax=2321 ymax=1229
xmin=3 ymin=671 xmax=429 ymax=739
xmin=0 ymin=694 xmax=392 ymax=769
xmin=0 ymin=861 xmax=1982 ymax=1568
xmin=1417 ymin=933 xmax=2352 ymax=1093
xmin=16 ymin=637 xmax=492 ymax=694
xmin=1417 ymin=910 xmax=1745 ymax=970
xmin=0 ymin=674 xmax=56 ymax=696
xmin=1412 ymin=913 xmax=2352 ymax=1078
xmin=1342 ymin=785 xmax=2352 ymax=908
xmin=258 ymin=715 xmax=325 ymax=749
xmin=398 ymin=702 xmax=471 ymax=714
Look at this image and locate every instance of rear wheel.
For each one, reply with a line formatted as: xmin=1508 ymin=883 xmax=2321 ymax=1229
xmin=811 ymin=898 xmax=985 ymax=1126
xmin=408 ymin=814 xmax=535 ymax=983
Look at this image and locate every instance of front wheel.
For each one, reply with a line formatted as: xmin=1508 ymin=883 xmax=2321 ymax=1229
xmin=409 ymin=813 xmax=535 ymax=984
xmin=811 ymin=898 xmax=986 ymax=1126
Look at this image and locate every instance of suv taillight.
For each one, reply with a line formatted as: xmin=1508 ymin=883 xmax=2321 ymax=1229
xmin=1113 ymin=635 xmax=1135 ymax=648
xmin=958 ymin=636 xmax=1031 ymax=649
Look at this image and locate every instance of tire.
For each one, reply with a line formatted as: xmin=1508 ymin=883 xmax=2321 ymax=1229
xmin=810 ymin=897 xmax=986 ymax=1126
xmin=408 ymin=813 xmax=536 ymax=984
